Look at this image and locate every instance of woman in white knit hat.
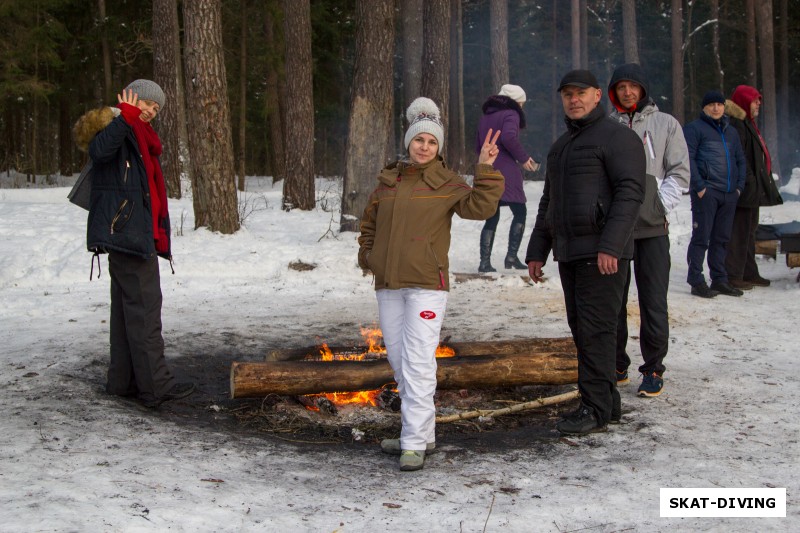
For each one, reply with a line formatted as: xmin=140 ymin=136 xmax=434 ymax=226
xmin=73 ymin=79 xmax=195 ymax=409
xmin=358 ymin=97 xmax=504 ymax=471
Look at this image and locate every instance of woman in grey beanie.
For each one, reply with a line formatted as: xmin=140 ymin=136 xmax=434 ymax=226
xmin=357 ymin=97 xmax=504 ymax=471
xmin=73 ymin=79 xmax=194 ymax=409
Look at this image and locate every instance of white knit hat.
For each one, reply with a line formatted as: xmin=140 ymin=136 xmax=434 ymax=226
xmin=125 ymin=79 xmax=166 ymax=109
xmin=404 ymin=97 xmax=444 ymax=150
xmin=498 ymin=84 xmax=526 ymax=105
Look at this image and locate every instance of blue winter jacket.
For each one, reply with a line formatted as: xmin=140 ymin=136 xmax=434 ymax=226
xmin=683 ymin=112 xmax=746 ymax=195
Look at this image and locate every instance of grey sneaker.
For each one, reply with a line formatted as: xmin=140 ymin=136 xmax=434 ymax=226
xmin=381 ymin=438 xmax=436 ymax=455
xmin=399 ymin=450 xmax=425 ymax=471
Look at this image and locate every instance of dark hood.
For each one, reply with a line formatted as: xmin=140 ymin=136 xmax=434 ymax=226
xmin=608 ymin=63 xmax=651 ymax=113
xmin=481 ymin=94 xmax=526 ymax=129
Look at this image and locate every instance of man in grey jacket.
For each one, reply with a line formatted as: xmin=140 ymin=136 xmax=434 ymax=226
xmin=608 ymin=63 xmax=690 ymax=398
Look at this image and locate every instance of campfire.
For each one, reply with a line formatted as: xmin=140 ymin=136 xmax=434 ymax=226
xmin=302 ymin=326 xmax=456 ymax=412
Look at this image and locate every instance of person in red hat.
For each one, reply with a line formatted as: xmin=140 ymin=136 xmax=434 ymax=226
xmin=724 ymin=85 xmax=783 ymax=290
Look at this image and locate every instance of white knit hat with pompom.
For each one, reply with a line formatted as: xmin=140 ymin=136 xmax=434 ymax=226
xmin=404 ymin=97 xmax=444 ymax=150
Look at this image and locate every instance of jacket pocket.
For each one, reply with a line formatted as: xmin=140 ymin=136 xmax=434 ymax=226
xmin=639 ymin=175 xmax=667 ymax=227
xmin=110 ymin=199 xmax=134 ymax=234
xmin=590 ymin=199 xmax=606 ymax=232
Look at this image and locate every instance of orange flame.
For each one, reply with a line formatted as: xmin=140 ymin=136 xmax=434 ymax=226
xmin=302 ymin=327 xmax=453 ymax=409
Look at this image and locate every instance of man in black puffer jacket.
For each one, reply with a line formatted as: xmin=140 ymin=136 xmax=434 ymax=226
xmin=525 ymin=70 xmax=645 ymax=435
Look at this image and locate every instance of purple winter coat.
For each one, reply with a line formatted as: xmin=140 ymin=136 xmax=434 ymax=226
xmin=475 ymin=95 xmax=531 ymax=204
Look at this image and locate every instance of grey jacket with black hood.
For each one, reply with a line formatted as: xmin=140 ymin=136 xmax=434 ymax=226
xmin=608 ymin=63 xmax=690 ymax=239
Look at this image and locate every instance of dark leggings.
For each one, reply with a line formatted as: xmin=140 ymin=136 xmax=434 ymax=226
xmin=482 ymin=201 xmax=527 ymax=232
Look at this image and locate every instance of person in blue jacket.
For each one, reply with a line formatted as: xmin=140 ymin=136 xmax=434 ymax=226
xmin=683 ymin=91 xmax=747 ymax=298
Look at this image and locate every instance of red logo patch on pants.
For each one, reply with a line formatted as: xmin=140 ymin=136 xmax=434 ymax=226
xmin=419 ymin=310 xmax=436 ymax=320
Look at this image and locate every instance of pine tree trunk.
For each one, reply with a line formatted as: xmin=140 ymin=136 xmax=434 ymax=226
xmin=777 ymin=0 xmax=789 ymax=175
xmin=183 ymin=0 xmax=240 ymax=233
xmin=237 ymin=0 xmax=247 ymax=192
xmin=754 ymin=0 xmax=781 ymax=177
xmin=622 ymin=0 xmax=639 ymax=64
xmin=281 ymin=0 xmax=315 ymax=210
xmin=420 ymin=0 xmax=450 ymax=144
xmin=402 ymin=0 xmax=423 ymax=118
xmin=448 ymin=0 xmax=465 ymax=174
xmin=339 ymin=0 xmax=395 ymax=233
xmin=745 ymin=0 xmax=758 ymax=87
xmin=98 ymin=0 xmax=113 ymax=105
xmin=580 ymin=0 xmax=588 ymax=68
xmin=489 ymin=0 xmax=509 ymax=91
xmin=571 ymin=0 xmax=581 ymax=69
xmin=264 ymin=1 xmax=286 ymax=184
xmin=153 ymin=0 xmax=185 ymax=199
xmin=671 ymin=0 xmax=685 ymax=124
xmin=710 ymin=0 xmax=723 ymax=92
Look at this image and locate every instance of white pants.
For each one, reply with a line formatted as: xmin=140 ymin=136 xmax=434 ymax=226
xmin=377 ymin=288 xmax=448 ymax=451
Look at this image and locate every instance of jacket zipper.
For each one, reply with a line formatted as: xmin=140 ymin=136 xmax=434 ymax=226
xmin=110 ymin=199 xmax=129 ymax=235
xmin=123 ymin=160 xmax=130 ymax=183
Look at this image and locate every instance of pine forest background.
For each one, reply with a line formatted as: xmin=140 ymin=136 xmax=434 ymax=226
xmin=1 ymin=0 xmax=797 ymax=234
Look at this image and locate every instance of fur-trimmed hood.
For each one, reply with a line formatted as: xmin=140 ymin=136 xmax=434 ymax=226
xmin=73 ymin=106 xmax=121 ymax=152
xmin=724 ymin=99 xmax=747 ymax=121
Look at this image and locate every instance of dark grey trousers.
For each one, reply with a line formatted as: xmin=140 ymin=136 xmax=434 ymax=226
xmin=107 ymin=252 xmax=175 ymax=403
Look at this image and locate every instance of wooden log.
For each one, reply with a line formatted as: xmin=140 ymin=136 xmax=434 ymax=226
xmin=787 ymin=253 xmax=800 ymax=268
xmin=755 ymin=239 xmax=778 ymax=259
xmin=265 ymin=337 xmax=575 ymax=361
xmin=231 ymin=351 xmax=578 ymax=398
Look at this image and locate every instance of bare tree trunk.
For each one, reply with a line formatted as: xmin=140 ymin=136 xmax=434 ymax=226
xmin=777 ymin=0 xmax=789 ymax=174
xmin=153 ymin=0 xmax=185 ymax=199
xmin=745 ymin=0 xmax=757 ymax=87
xmin=571 ymin=0 xmax=581 ymax=69
xmin=580 ymin=0 xmax=588 ymax=68
xmin=754 ymin=0 xmax=781 ymax=177
xmin=401 ymin=0 xmax=423 ymax=116
xmin=551 ymin=0 xmax=559 ymax=142
xmin=339 ymin=0 xmax=394 ymax=233
xmin=448 ymin=0 xmax=465 ymax=173
xmin=710 ymin=0 xmax=723 ymax=92
xmin=281 ymin=0 xmax=315 ymax=210
xmin=671 ymin=0 xmax=685 ymax=124
xmin=98 ymin=0 xmax=113 ymax=104
xmin=420 ymin=0 xmax=450 ymax=148
xmin=264 ymin=1 xmax=286 ymax=184
xmin=489 ymin=0 xmax=508 ymax=91
xmin=237 ymin=0 xmax=247 ymax=192
xmin=183 ymin=0 xmax=240 ymax=233
xmin=621 ymin=0 xmax=639 ymax=64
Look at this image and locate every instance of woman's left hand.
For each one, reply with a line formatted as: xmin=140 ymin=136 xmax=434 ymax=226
xmin=478 ymin=128 xmax=502 ymax=165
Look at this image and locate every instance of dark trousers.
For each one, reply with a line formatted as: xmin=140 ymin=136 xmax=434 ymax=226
xmin=725 ymin=206 xmax=760 ymax=281
xmin=481 ymin=201 xmax=526 ymax=232
xmin=687 ymin=187 xmax=738 ymax=286
xmin=107 ymin=252 xmax=175 ymax=403
xmin=559 ymin=259 xmax=628 ymax=425
xmin=616 ymin=235 xmax=670 ymax=376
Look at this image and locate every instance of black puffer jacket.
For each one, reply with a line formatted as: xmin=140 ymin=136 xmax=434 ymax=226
xmin=724 ymin=99 xmax=783 ymax=208
xmin=73 ymin=107 xmax=171 ymax=260
xmin=525 ymin=105 xmax=645 ymax=264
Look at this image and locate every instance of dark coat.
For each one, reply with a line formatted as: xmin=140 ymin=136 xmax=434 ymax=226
xmin=724 ymin=99 xmax=783 ymax=208
xmin=525 ymin=105 xmax=645 ymax=264
xmin=475 ymin=95 xmax=531 ymax=204
xmin=73 ymin=107 xmax=171 ymax=260
xmin=683 ymin=112 xmax=746 ymax=195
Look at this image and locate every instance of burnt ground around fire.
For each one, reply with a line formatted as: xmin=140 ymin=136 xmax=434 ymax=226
xmin=70 ymin=329 xmax=587 ymax=456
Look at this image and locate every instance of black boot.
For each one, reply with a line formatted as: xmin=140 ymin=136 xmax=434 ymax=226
xmin=504 ymin=222 xmax=527 ymax=269
xmin=478 ymin=229 xmax=496 ymax=273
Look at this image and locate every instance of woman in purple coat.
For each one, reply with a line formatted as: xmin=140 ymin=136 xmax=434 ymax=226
xmin=475 ymin=84 xmax=539 ymax=272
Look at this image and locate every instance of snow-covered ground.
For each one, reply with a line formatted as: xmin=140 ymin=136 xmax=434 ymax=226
xmin=1 ymin=170 xmax=798 ymax=532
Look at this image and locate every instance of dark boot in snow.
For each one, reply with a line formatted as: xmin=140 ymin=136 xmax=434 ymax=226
xmin=504 ymin=222 xmax=527 ymax=270
xmin=478 ymin=229 xmax=496 ymax=273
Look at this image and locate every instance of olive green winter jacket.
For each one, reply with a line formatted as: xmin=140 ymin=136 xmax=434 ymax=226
xmin=358 ymin=157 xmax=503 ymax=291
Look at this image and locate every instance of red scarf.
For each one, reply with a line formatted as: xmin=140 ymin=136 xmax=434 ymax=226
xmin=119 ymin=103 xmax=169 ymax=253
xmin=731 ymin=85 xmax=772 ymax=175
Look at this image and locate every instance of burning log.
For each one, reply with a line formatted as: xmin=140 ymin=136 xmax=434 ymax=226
xmin=265 ymin=337 xmax=576 ymax=362
xmin=230 ymin=351 xmax=577 ymax=398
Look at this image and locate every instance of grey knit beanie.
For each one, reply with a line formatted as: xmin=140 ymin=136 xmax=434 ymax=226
xmin=404 ymin=97 xmax=444 ymax=150
xmin=125 ymin=79 xmax=166 ymax=109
